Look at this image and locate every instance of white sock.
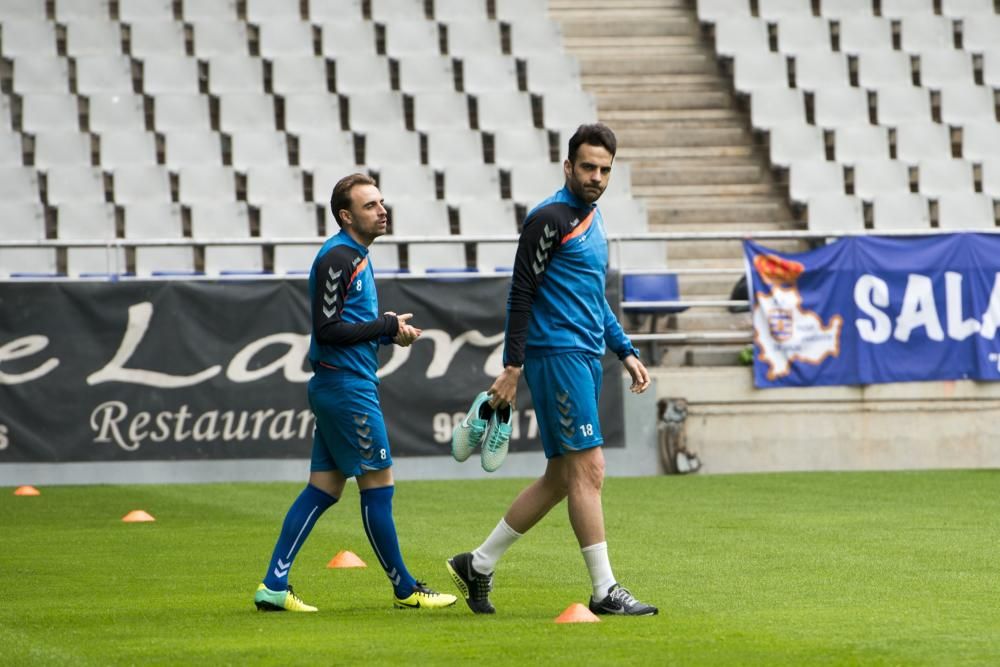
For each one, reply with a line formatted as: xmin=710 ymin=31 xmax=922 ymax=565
xmin=471 ymin=518 xmax=522 ymax=574
xmin=581 ymin=542 xmax=616 ymax=601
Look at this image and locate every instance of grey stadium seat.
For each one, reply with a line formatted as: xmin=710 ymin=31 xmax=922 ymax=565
xmin=283 ymin=94 xmax=342 ymax=133
xmin=112 ymin=165 xmax=172 ymax=204
xmin=126 ymin=203 xmax=197 ymax=276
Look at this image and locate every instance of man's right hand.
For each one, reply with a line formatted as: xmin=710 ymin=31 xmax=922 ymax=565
xmin=487 ymin=365 xmax=521 ymax=409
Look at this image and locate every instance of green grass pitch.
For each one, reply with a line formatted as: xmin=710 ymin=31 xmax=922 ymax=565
xmin=3 ymin=470 xmax=1000 ymax=665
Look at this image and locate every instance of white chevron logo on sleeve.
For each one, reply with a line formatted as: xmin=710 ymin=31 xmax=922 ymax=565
xmin=328 ymin=267 xmax=342 ymax=280
xmin=273 ymin=558 xmax=291 ymax=579
xmin=543 ymin=225 xmax=555 ymax=239
xmin=323 ymin=293 xmax=337 ymax=305
xmin=323 ymin=305 xmax=338 ymax=318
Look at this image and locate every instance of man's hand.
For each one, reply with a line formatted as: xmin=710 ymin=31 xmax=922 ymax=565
xmin=623 ymin=354 xmax=650 ymax=394
xmin=487 ymin=365 xmax=521 ymax=409
xmin=391 ymin=312 xmax=421 ymax=347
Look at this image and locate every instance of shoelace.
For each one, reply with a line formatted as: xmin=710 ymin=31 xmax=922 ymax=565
xmin=483 ymin=427 xmax=505 ymax=452
xmin=608 ymin=586 xmax=639 ymax=609
xmin=286 ymin=585 xmax=306 ymax=604
xmin=411 ymin=580 xmax=440 ymax=596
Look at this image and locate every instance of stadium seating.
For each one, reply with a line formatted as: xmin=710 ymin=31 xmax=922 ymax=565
xmin=705 ymin=0 xmax=1000 ymax=239
xmin=190 ymin=202 xmax=262 ymax=274
xmin=128 ymin=21 xmax=187 ymax=58
xmin=125 ymin=203 xmax=196 ymax=276
xmin=5 ymin=0 xmax=993 ymax=285
xmin=0 ymin=203 xmax=54 ymax=277
xmin=58 ymin=202 xmax=125 ymax=276
xmin=806 ymin=194 xmax=865 ymax=232
xmin=112 ymin=165 xmax=172 ymax=204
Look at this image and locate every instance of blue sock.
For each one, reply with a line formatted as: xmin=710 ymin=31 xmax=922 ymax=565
xmin=262 ymin=484 xmax=337 ymax=591
xmin=360 ymin=485 xmax=416 ymax=598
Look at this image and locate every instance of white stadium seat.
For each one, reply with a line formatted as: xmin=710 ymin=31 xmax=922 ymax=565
xmin=806 ymin=194 xmax=865 ymax=232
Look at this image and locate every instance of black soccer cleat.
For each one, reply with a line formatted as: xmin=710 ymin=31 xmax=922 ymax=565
xmin=588 ymin=583 xmax=658 ymax=616
xmin=446 ymin=552 xmax=496 ymax=614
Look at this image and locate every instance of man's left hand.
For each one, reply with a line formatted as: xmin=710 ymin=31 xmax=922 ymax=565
xmin=392 ymin=313 xmax=421 ymax=347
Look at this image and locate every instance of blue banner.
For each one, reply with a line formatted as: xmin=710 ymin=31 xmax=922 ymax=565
xmin=744 ymin=234 xmax=1000 ymax=388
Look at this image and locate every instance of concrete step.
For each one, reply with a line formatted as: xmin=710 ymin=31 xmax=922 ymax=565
xmin=588 ymin=81 xmax=727 ymax=96
xmin=577 ymin=55 xmax=716 ymax=76
xmin=634 ymin=183 xmax=782 ymax=197
xmin=601 ymin=110 xmax=746 ymax=127
xmin=612 ymin=114 xmax=757 ymax=128
xmin=617 ymin=126 xmax=752 ymax=147
xmin=649 ymin=205 xmax=792 ymax=225
xmin=645 ymin=194 xmax=790 ymax=210
xmin=580 ymin=72 xmax=731 ymax=84
xmin=596 ymin=90 xmax=731 ymax=111
xmin=557 ymin=18 xmax=699 ymax=38
xmin=654 ymin=219 xmax=795 ymax=233
xmin=550 ymin=0 xmax=691 ymax=9
xmin=611 ymin=110 xmax=746 ymax=126
xmin=618 ymin=145 xmax=757 ymax=161
xmin=632 ymin=164 xmax=764 ymax=186
xmin=563 ymin=35 xmax=705 ymax=50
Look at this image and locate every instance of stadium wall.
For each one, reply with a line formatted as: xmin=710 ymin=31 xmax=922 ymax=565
xmin=652 ymin=367 xmax=1000 ymax=474
xmin=0 ymin=380 xmax=659 ymax=486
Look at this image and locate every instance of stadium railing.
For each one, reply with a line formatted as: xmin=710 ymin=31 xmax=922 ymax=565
xmin=4 ymin=227 xmax=999 ymax=345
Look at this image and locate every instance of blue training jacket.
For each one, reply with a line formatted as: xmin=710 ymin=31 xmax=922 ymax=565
xmin=307 ymin=230 xmax=397 ymax=384
xmin=502 ymin=186 xmax=638 ymax=367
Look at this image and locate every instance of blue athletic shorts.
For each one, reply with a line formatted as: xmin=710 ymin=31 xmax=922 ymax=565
xmin=307 ymin=368 xmax=393 ymax=478
xmin=523 ymin=351 xmax=603 ymax=459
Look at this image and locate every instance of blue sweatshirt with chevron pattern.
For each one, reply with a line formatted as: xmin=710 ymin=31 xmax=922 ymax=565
xmin=308 ymin=230 xmax=398 ymax=383
xmin=503 ymin=186 xmax=637 ymax=367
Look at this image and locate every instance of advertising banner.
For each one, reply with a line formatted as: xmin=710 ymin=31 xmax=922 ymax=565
xmin=744 ymin=234 xmax=1000 ymax=388
xmin=0 ymin=277 xmax=624 ymax=463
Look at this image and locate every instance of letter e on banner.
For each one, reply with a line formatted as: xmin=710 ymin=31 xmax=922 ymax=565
xmin=0 ymin=335 xmax=59 ymax=385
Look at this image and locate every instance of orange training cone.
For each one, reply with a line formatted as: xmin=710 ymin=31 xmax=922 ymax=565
xmin=14 ymin=485 xmax=41 ymax=496
xmin=554 ymin=603 xmax=601 ymax=624
xmin=121 ymin=510 xmax=156 ymax=522
xmin=326 ymin=550 xmax=367 ymax=568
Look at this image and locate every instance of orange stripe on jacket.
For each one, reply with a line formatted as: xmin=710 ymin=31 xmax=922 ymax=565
xmin=560 ymin=209 xmax=596 ymax=245
xmin=349 ymin=256 xmax=369 ymax=284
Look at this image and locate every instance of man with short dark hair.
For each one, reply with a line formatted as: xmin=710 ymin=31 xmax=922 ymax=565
xmin=254 ymin=173 xmax=456 ymax=612
xmin=447 ymin=123 xmax=657 ymax=617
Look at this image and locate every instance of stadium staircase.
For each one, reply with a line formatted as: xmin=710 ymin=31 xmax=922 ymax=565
xmin=548 ymin=0 xmax=803 ymax=367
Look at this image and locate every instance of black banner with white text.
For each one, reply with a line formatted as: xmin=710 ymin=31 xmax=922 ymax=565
xmin=0 ymin=278 xmax=624 ymax=463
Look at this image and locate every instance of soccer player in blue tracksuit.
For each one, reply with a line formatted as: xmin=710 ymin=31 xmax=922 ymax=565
xmin=447 ymin=124 xmax=657 ymax=616
xmin=254 ymin=173 xmax=456 ymax=612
